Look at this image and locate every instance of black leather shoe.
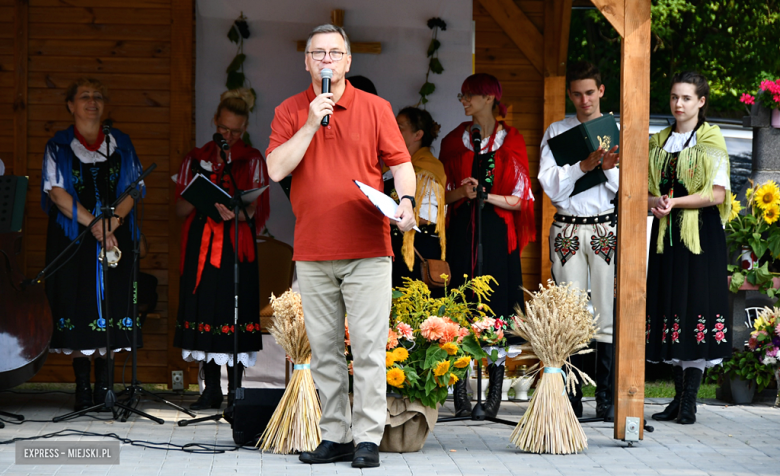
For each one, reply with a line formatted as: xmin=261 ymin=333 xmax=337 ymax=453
xmin=352 ymin=442 xmax=380 ymax=468
xmin=299 ymin=440 xmax=354 ymax=464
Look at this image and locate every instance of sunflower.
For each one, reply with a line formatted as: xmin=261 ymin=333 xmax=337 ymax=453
xmin=392 ymin=347 xmax=409 ymax=362
xmin=440 ymin=342 xmax=458 ymax=356
xmin=386 ymin=368 xmax=405 ymax=388
xmin=448 ymin=373 xmax=459 ymax=385
xmin=385 ymin=352 xmax=396 ymax=367
xmin=728 ymin=193 xmax=742 ymax=222
xmin=454 ymin=356 xmax=471 ymax=369
xmin=754 ymin=181 xmax=780 ymax=210
xmin=433 ymin=360 xmax=450 ymax=376
xmin=764 ymin=206 xmax=780 ymax=225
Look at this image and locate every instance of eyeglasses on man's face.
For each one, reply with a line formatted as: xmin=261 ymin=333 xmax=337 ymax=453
xmin=216 ymin=124 xmax=244 ymax=137
xmin=307 ymin=50 xmax=345 ymax=61
xmin=457 ymin=93 xmax=474 ymax=102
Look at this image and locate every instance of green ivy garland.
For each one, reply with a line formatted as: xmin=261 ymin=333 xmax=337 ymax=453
xmin=417 ymin=17 xmax=447 ymax=107
xmin=225 ymin=12 xmax=256 ymax=146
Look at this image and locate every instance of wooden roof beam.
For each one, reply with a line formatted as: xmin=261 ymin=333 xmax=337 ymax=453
xmin=590 ymin=0 xmax=625 ymax=37
xmin=477 ymin=0 xmax=544 ymax=75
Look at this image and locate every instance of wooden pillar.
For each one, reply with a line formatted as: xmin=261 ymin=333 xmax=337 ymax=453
xmin=169 ymin=0 xmax=194 ymax=386
xmin=613 ymin=0 xmax=651 ymax=440
xmin=541 ymin=0 xmax=573 ymax=285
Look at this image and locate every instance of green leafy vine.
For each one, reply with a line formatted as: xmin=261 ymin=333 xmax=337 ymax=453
xmin=417 ymin=17 xmax=447 ymax=107
xmin=226 ymin=12 xmax=256 ymax=146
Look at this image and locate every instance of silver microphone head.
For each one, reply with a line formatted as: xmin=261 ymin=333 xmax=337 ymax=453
xmin=320 ymin=68 xmax=333 ymax=79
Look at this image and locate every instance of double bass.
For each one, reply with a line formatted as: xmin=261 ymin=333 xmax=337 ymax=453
xmin=0 ymin=175 xmax=53 ymax=391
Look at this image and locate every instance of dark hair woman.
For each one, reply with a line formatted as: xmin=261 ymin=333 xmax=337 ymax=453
xmin=383 ymin=106 xmax=446 ymax=290
xmin=646 ymin=71 xmax=732 ymax=425
xmin=41 ymin=78 xmax=145 ymax=411
xmin=173 ymin=88 xmax=270 ymax=410
xmin=439 ymin=73 xmax=536 ymax=419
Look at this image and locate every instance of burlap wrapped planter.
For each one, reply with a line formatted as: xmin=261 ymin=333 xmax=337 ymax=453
xmin=378 ymin=396 xmax=439 ymax=453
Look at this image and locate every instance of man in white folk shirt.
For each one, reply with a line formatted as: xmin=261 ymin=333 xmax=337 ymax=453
xmin=538 ymin=61 xmax=620 ymax=421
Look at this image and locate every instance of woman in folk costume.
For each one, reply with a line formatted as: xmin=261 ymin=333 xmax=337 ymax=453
xmin=440 ymin=73 xmax=535 ymax=418
xmin=383 ymin=106 xmax=447 ymax=292
xmin=646 ymin=72 xmax=732 ymax=425
xmin=174 ymin=88 xmax=270 ymax=410
xmin=42 ymin=78 xmax=145 ymax=411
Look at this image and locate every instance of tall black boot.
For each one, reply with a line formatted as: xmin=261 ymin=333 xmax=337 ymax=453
xmin=453 ymin=378 xmax=472 ymax=417
xmin=567 ymin=354 xmax=583 ymax=418
xmin=92 ymin=357 xmax=111 ymax=412
xmin=677 ymin=367 xmax=703 ymax=425
xmin=72 ymin=358 xmax=93 ymax=411
xmin=652 ymin=365 xmax=684 ymax=421
xmin=483 ymin=363 xmax=504 ymax=418
xmin=226 ymin=362 xmax=245 ymax=408
xmin=595 ymin=342 xmax=615 ymax=421
xmin=190 ymin=361 xmax=224 ymax=410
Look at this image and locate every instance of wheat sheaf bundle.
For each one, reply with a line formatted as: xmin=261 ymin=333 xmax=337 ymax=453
xmin=509 ymin=281 xmax=597 ymax=455
xmin=257 ymin=290 xmax=321 ymax=454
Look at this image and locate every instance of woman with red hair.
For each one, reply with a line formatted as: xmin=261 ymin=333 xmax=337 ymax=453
xmin=440 ymin=73 xmax=535 ymax=418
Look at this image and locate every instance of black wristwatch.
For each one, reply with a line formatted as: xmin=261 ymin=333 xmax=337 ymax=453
xmin=400 ymin=195 xmax=416 ymax=209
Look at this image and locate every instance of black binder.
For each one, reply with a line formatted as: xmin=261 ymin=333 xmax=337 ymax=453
xmin=180 ymin=174 xmax=268 ymax=222
xmin=547 ymin=115 xmax=620 ymax=196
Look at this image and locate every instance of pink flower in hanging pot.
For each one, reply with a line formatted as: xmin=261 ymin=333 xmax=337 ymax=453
xmin=740 ymin=93 xmax=755 ymax=105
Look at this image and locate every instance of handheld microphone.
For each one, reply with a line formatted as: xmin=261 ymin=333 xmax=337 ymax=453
xmin=320 ymin=68 xmax=333 ymax=126
xmin=102 ymin=119 xmax=113 ymax=136
xmin=471 ymin=124 xmax=482 ymax=149
xmin=213 ymin=132 xmax=230 ymax=151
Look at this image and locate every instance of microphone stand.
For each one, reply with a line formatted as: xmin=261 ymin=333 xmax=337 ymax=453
xmin=115 ymin=163 xmax=196 ymax=422
xmin=178 ymin=146 xmax=254 ymax=428
xmin=52 ymin=151 xmax=159 ymax=423
xmin=438 ymin=127 xmax=516 ymax=427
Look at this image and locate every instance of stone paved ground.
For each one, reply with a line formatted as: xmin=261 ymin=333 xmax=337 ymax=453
xmin=1 ymin=390 xmax=778 ymax=476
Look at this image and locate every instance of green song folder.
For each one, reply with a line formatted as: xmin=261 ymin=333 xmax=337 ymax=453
xmin=547 ymin=114 xmax=619 ymax=196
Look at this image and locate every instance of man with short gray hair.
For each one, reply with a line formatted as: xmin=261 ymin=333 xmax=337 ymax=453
xmin=266 ymin=24 xmax=416 ymax=468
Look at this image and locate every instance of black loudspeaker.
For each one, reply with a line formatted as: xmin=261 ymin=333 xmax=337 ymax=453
xmin=231 ymin=387 xmax=285 ymax=445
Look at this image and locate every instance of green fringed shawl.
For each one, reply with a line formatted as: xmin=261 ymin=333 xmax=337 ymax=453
xmin=648 ymin=123 xmax=731 ymax=255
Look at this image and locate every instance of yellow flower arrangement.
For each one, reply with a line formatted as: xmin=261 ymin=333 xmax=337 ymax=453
xmin=385 ymin=352 xmax=396 ymax=368
xmin=392 ymin=347 xmax=409 ymax=362
xmin=440 ymin=342 xmax=458 ymax=355
xmin=454 ymin=356 xmax=471 ymax=368
xmin=754 ymin=181 xmax=780 ymax=210
xmin=448 ymin=373 xmax=459 ymax=385
xmin=433 ymin=360 xmax=450 ymax=377
xmin=386 ymin=368 xmax=405 ymax=388
xmin=726 ymin=179 xmax=780 ymax=298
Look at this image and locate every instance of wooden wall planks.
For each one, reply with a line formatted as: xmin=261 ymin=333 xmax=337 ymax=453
xmin=15 ymin=0 xmax=195 ymax=386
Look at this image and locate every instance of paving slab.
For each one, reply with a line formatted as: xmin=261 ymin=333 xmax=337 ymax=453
xmin=1 ymin=391 xmax=779 ymax=475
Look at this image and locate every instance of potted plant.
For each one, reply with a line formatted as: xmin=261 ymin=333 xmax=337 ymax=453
xmin=747 ymin=306 xmax=780 ymax=405
xmin=707 ymin=348 xmax=775 ymax=404
xmin=726 ymin=180 xmax=780 ymax=297
xmin=378 ymin=276 xmax=494 ymax=452
xmin=739 ymin=78 xmax=780 ymax=128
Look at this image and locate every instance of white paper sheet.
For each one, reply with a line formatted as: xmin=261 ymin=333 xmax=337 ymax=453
xmin=354 ymin=180 xmax=420 ymax=233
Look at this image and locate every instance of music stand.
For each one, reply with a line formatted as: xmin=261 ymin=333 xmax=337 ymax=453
xmin=114 ymin=164 xmax=196 ymax=421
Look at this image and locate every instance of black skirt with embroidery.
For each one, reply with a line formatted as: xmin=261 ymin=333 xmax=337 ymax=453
xmin=645 ymin=156 xmax=732 ymax=363
xmin=173 ymin=212 xmax=262 ymax=354
xmin=46 ymin=151 xmax=141 ymax=352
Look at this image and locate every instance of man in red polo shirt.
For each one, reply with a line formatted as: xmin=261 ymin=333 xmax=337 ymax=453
xmin=266 ymin=24 xmax=415 ymax=468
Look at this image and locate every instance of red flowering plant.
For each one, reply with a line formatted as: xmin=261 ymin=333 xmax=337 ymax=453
xmin=739 ymin=78 xmax=780 ymax=111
